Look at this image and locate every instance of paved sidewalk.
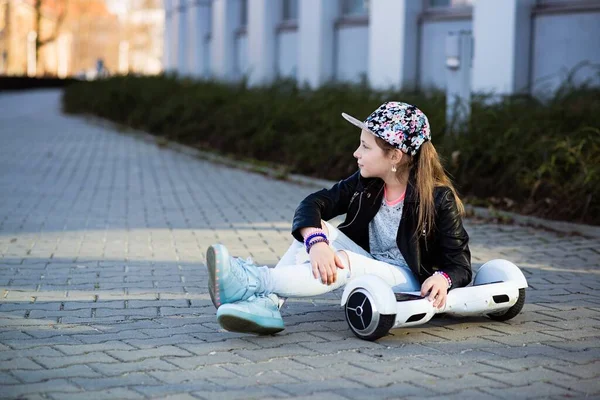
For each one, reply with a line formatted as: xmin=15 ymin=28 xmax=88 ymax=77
xmin=1 ymin=89 xmax=599 ymax=400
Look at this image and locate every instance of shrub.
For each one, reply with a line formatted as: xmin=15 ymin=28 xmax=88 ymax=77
xmin=62 ymin=74 xmax=600 ymax=225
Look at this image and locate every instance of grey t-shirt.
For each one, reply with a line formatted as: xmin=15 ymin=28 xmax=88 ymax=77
xmin=368 ymin=197 xmax=410 ymax=269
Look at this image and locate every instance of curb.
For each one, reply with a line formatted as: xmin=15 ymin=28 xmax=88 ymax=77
xmin=82 ymin=115 xmax=600 ymax=240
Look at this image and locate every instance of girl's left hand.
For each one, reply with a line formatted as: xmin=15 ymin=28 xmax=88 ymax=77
xmin=420 ymin=274 xmax=449 ymax=309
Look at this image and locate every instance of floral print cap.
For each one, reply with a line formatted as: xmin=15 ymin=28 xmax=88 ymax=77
xmin=342 ymin=102 xmax=431 ymax=156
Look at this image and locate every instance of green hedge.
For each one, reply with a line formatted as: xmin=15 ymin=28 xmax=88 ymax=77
xmin=62 ymin=74 xmax=600 ymax=225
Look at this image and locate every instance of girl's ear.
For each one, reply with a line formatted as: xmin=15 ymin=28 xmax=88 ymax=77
xmin=391 ymin=149 xmax=403 ymax=163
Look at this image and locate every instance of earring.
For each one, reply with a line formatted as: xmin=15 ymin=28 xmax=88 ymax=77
xmin=391 ymin=165 xmax=397 ymax=172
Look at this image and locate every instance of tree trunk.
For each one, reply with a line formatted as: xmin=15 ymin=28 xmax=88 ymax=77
xmin=34 ymin=0 xmax=41 ymax=72
xmin=34 ymin=0 xmax=68 ymax=75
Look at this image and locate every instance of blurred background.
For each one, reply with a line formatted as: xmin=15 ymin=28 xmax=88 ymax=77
xmin=0 ymin=0 xmax=163 ymax=79
xmin=1 ymin=0 xmax=599 ymax=94
xmin=2 ymin=0 xmax=600 ymax=224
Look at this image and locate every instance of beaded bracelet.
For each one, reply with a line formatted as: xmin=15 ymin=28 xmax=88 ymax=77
xmin=306 ymin=237 xmax=329 ymax=253
xmin=303 ymin=228 xmax=324 ymax=237
xmin=434 ymin=271 xmax=452 ymax=289
xmin=307 ymin=235 xmax=329 ymax=247
xmin=304 ymin=232 xmax=327 ymax=249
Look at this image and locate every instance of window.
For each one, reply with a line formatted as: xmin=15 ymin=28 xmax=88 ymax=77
xmin=283 ymin=0 xmax=299 ymax=21
xmin=341 ymin=0 xmax=369 ymax=16
xmin=428 ymin=0 xmax=473 ymax=7
xmin=537 ymin=0 xmax=580 ymax=3
xmin=240 ymin=0 xmax=247 ymax=26
xmin=533 ymin=0 xmax=600 ymax=15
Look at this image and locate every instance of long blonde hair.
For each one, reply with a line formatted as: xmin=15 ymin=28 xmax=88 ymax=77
xmin=374 ymin=138 xmax=465 ymax=237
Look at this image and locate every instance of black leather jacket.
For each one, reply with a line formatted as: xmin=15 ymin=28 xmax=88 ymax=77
xmin=291 ymin=170 xmax=472 ymax=288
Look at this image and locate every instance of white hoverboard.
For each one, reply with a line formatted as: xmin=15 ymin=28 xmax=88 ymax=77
xmin=340 ymin=260 xmax=528 ymax=341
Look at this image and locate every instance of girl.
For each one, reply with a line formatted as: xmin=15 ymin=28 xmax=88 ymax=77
xmin=206 ymin=102 xmax=472 ymax=335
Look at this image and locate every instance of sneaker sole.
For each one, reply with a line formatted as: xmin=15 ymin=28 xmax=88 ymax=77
xmin=217 ymin=309 xmax=284 ymax=335
xmin=206 ymin=244 xmax=229 ymax=309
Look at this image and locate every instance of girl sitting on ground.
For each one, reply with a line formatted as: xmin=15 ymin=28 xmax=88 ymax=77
xmin=206 ymin=101 xmax=472 ymax=335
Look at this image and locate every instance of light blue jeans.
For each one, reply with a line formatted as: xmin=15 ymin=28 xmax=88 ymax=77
xmin=265 ymin=221 xmax=421 ymax=298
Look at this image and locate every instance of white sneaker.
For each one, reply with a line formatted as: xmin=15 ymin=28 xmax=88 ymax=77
xmin=206 ymin=244 xmax=263 ymax=309
xmin=216 ymin=293 xmax=284 ymax=335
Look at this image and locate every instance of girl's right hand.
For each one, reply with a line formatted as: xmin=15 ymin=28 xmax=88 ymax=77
xmin=309 ymin=242 xmax=345 ymax=285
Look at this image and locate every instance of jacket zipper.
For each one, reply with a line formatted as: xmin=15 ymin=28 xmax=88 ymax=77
xmin=337 ymin=191 xmax=363 ymax=229
xmin=416 ymin=204 xmax=432 ymax=275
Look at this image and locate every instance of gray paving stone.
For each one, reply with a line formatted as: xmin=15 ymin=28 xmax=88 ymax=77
xmin=147 ymin=366 xmax=237 ymax=383
xmin=297 ymin=339 xmax=383 ymax=354
xmin=269 ymin=394 xmax=343 ymax=400
xmin=0 ymin=330 xmax=35 ymax=340
xmin=48 ymin=388 xmax=146 ymax=400
xmin=0 ymin=371 xmax=21 ymax=385
xmin=149 ymin=394 xmax=201 ymax=400
xmin=354 ymin=357 xmax=441 ymax=373
xmin=545 ymin=337 xmax=600 ymax=351
xmin=133 ymin=383 xmax=224 ymax=397
xmin=480 ymin=331 xmax=566 ymax=346
xmin=356 ymin=342 xmax=443 ymax=358
xmin=87 ymin=358 xmax=180 ymax=376
xmin=546 ymin=348 xmax=600 ymax=366
xmin=482 ymin=355 xmax=571 ymax=371
xmin=208 ymin=370 xmax=300 ymax=388
xmin=273 ymin=377 xmax=366 ymax=396
xmin=241 ymin=331 xmax=326 ymax=346
xmin=53 ymin=340 xmax=137 ymax=355
xmin=2 ymin=379 xmax=82 ymax=397
xmin=1 ymin=335 xmax=83 ymax=349
xmin=2 ymin=90 xmax=600 ymax=399
xmin=545 ymin=360 xmax=600 ymax=379
xmin=480 ymin=381 xmax=584 ymax=399
xmin=553 ymin=377 xmax=600 ymax=396
xmin=87 ymin=320 xmax=165 ymax=332
xmin=136 ymin=324 xmax=214 ymax=337
xmin=220 ymin=359 xmax=310 ymax=377
xmin=63 ymin=301 xmax=125 ymax=310
xmin=414 ymin=361 xmax=508 ymax=379
xmin=416 ymin=349 xmax=507 ymax=366
xmin=11 ymin=364 xmax=102 ymax=383
xmin=292 ymin=351 xmax=377 ymax=367
xmin=73 ymin=330 xmax=151 ymax=344
xmin=479 ymin=367 xmax=573 ymax=386
xmin=19 ymin=325 xmax=101 ymax=338
xmin=123 ymin=334 xmax=205 ymax=348
xmin=33 ymin=352 xmax=119 ymax=368
xmin=235 ymin=344 xmax=319 ymax=362
xmin=0 ymin=357 xmax=45 ymax=370
xmin=336 ymin=383 xmax=436 ymax=400
xmin=178 ymin=339 xmax=261 ymax=355
xmin=405 ymin=389 xmax=501 ymax=400
xmin=414 ymin=374 xmax=508 ymax=394
xmin=70 ymin=372 xmax=161 ymax=391
xmin=278 ymin=363 xmax=376 ymax=382
xmin=108 ymin=346 xmax=193 ymax=362
xmin=163 ymin=352 xmax=252 ymax=368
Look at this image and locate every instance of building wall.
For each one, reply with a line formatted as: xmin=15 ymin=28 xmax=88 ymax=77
xmin=164 ymin=0 xmax=600 ymax=95
xmin=531 ymin=10 xmax=600 ymax=94
xmin=419 ymin=18 xmax=472 ymax=90
xmin=276 ymin=30 xmax=298 ymax=79
xmin=234 ymin=32 xmax=248 ymax=79
xmin=335 ymin=24 xmax=369 ymax=83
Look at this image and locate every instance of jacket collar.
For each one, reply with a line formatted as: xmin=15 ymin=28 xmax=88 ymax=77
xmin=357 ymin=169 xmax=419 ymax=203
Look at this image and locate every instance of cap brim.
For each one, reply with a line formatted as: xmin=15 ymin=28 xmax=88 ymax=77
xmin=341 ymin=112 xmax=368 ymax=131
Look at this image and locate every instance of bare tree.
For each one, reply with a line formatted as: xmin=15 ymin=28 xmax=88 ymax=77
xmin=34 ymin=0 xmax=69 ymax=66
